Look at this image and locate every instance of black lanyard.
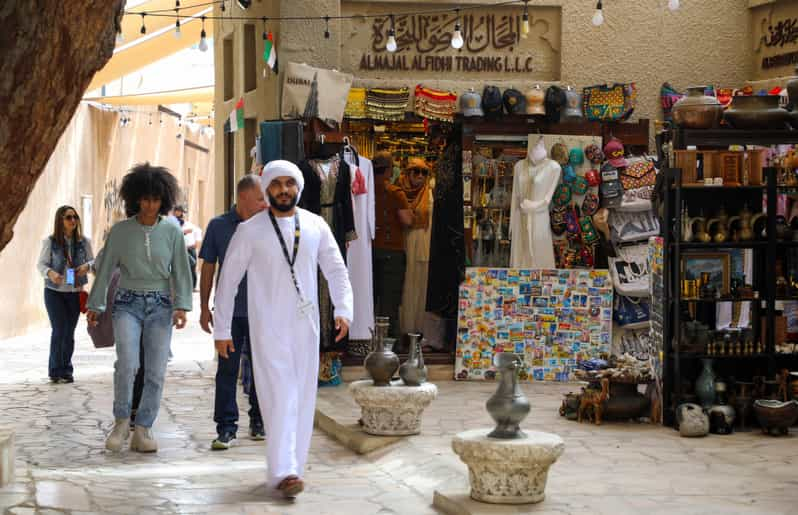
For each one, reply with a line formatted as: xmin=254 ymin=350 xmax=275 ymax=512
xmin=268 ymin=210 xmax=302 ymax=298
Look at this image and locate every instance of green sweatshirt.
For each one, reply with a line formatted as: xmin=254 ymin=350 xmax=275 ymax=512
xmin=87 ymin=216 xmax=193 ymax=313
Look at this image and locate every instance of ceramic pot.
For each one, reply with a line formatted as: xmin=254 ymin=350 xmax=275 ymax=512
xmin=677 ymin=403 xmax=709 ymax=437
xmin=486 ymin=353 xmax=530 ymax=439
xmin=723 ymin=95 xmax=794 ymax=130
xmin=601 ymin=382 xmax=649 ymax=420
xmin=696 ymin=359 xmax=716 ymax=408
xmin=363 ymin=317 xmax=400 ymax=387
xmin=399 ymin=333 xmax=428 ymax=386
xmin=672 ymin=86 xmax=724 ymax=129
xmin=708 ymin=382 xmax=735 ymax=435
xmin=753 ymin=399 xmax=798 ymax=435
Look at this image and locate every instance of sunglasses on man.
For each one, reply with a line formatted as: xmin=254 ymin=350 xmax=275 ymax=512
xmin=63 ymin=214 xmax=79 ymax=221
xmin=409 ymin=168 xmax=429 ymax=177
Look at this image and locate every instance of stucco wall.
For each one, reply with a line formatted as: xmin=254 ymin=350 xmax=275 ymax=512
xmin=213 ymin=0 xmax=754 ymax=213
xmin=0 ymin=104 xmax=214 ymax=339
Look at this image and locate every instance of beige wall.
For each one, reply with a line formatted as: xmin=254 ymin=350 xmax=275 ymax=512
xmin=0 ymin=104 xmax=214 ymax=339
xmin=213 ymin=0 xmax=756 ymax=213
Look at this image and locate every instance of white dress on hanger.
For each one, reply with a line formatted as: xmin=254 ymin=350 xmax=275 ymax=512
xmin=344 ymin=153 xmax=375 ymax=340
xmin=510 ymin=151 xmax=561 ymax=269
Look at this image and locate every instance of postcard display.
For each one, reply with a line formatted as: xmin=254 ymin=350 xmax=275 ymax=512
xmin=455 ymin=267 xmax=614 ymax=381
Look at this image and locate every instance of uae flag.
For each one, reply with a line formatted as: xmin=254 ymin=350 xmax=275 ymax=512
xmin=263 ymin=31 xmax=278 ymax=76
xmin=228 ymin=98 xmax=244 ymax=133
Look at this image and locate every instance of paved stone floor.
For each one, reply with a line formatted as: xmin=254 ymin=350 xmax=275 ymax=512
xmin=1 ymin=302 xmax=798 ymax=514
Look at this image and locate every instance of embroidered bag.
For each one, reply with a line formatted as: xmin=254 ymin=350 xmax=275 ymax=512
xmin=344 ymin=87 xmax=367 ymax=119
xmin=414 ymin=85 xmax=458 ymax=122
xmin=620 ymin=159 xmax=657 ymax=191
xmin=582 ymin=192 xmax=600 ymax=216
xmin=366 ymin=87 xmax=410 ymax=121
xmin=572 ymin=175 xmax=589 ymax=195
xmin=553 ymin=183 xmax=572 ymax=207
xmin=583 ymin=83 xmax=637 ymax=122
xmin=550 ymin=205 xmax=567 ymax=235
xmin=579 ymin=216 xmax=599 ymax=244
xmin=614 ymin=295 xmax=650 ymax=327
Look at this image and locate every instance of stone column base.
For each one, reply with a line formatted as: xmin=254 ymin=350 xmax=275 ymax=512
xmin=0 ymin=428 xmax=15 ymax=487
xmin=349 ymin=380 xmax=438 ymax=436
xmin=452 ymin=429 xmax=564 ymax=505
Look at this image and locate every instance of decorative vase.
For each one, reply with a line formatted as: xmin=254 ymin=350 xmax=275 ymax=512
xmin=399 ymin=333 xmax=428 ymax=386
xmin=364 ymin=316 xmax=400 ymax=387
xmin=696 ymin=358 xmax=716 ymax=408
xmin=708 ymin=381 xmax=735 ymax=435
xmin=677 ymin=403 xmax=709 ymax=437
xmin=723 ymin=95 xmax=794 ymax=130
xmin=672 ymin=86 xmax=724 ymax=129
xmin=486 ymin=353 xmax=531 ymax=439
xmin=753 ymin=399 xmax=798 ymax=436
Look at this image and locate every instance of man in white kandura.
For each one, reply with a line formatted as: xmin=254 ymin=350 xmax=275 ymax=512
xmin=213 ymin=160 xmax=353 ymax=499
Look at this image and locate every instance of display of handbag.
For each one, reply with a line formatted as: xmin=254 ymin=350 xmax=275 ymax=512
xmin=609 ymin=209 xmax=660 ymax=243
xmin=614 ymin=295 xmax=650 ymax=327
xmin=414 ymin=85 xmax=457 ymax=122
xmin=620 ymin=159 xmax=657 ymax=191
xmin=366 ymin=87 xmax=410 ymax=121
xmin=281 ymin=62 xmax=354 ymax=124
xmin=344 ymin=87 xmax=367 ymax=119
xmin=583 ymin=82 xmax=637 ymax=122
xmin=609 ymin=243 xmax=650 ymax=297
xmin=87 ymin=268 xmax=121 ymax=348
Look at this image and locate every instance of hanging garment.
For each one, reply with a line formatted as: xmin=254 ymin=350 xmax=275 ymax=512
xmin=344 ymin=151 xmax=376 ymax=342
xmin=212 ymin=208 xmax=353 ymax=493
xmin=509 ymin=158 xmax=561 ymax=269
xmin=400 ymin=178 xmax=434 ymax=334
xmin=426 ymin=142 xmax=465 ymax=321
xmin=299 ymin=156 xmax=356 ymax=352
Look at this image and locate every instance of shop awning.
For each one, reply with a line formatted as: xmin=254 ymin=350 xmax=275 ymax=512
xmin=87 ymin=2 xmax=213 ymax=92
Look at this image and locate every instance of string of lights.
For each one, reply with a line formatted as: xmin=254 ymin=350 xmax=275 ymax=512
xmin=121 ymin=1 xmax=683 ymax=51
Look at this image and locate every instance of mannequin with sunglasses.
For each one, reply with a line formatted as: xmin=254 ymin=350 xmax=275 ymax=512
xmin=37 ymin=205 xmax=94 ymax=383
xmin=399 ymin=158 xmax=435 ymax=335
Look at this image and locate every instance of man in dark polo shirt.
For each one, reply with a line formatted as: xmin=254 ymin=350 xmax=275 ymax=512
xmin=372 ymin=152 xmax=413 ymax=338
xmin=199 ymin=174 xmax=267 ymax=450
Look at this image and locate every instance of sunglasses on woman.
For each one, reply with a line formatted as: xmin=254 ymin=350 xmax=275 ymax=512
xmin=63 ymin=214 xmax=79 ymax=221
xmin=410 ymin=168 xmax=428 ymax=177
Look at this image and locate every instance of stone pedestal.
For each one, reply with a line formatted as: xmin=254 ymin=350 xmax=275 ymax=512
xmin=451 ymin=429 xmax=564 ymax=505
xmin=0 ymin=428 xmax=15 ymax=487
xmin=349 ymin=380 xmax=438 ymax=436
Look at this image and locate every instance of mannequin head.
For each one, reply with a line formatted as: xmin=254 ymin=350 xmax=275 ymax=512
xmin=528 ymin=136 xmax=547 ymax=164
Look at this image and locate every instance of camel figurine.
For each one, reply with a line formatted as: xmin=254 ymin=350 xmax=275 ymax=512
xmin=578 ymin=377 xmax=610 ymax=425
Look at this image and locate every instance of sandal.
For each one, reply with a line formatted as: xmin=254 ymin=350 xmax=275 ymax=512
xmin=277 ymin=475 xmax=304 ymax=498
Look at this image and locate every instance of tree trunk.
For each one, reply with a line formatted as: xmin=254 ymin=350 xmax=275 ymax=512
xmin=0 ymin=1 xmax=125 ymax=253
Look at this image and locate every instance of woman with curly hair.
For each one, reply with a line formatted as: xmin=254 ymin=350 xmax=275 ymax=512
xmin=87 ymin=163 xmax=192 ymax=453
xmin=37 ymin=205 xmax=94 ymax=384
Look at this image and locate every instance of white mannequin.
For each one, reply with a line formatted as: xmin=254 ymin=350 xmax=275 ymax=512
xmin=509 ymin=136 xmax=562 ymax=268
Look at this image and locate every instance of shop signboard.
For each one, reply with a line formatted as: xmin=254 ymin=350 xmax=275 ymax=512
xmin=752 ymin=1 xmax=798 ymax=79
xmin=455 ymin=267 xmax=613 ymax=381
xmin=341 ymin=2 xmax=561 ymax=80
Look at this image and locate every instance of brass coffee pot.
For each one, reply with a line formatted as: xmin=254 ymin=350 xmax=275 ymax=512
xmin=690 ymin=214 xmax=712 ymax=243
xmin=708 ymin=206 xmax=731 ymax=243
xmin=728 ymin=204 xmax=765 ymax=242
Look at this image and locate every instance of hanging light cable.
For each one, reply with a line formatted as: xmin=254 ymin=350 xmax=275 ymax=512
xmin=521 ymin=1 xmax=530 ymax=39
xmin=140 ymin=13 xmax=147 ymax=34
xmin=324 ymin=15 xmax=331 ymax=39
xmin=199 ymin=16 xmax=209 ymax=51
xmin=175 ymin=8 xmax=182 ymax=38
xmin=592 ymin=0 xmax=604 ymax=27
xmin=451 ymin=8 xmax=464 ymax=49
xmin=386 ymin=14 xmax=397 ymax=52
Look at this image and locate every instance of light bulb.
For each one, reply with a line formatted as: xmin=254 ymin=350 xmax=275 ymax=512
xmin=591 ymin=9 xmax=604 ymax=27
xmin=452 ymin=24 xmax=464 ymax=49
xmin=521 ymin=14 xmax=530 ymax=39
xmin=199 ymin=32 xmax=208 ymax=52
xmin=668 ymin=0 xmax=680 ymax=10
xmin=116 ymin=30 xmax=124 ymax=44
xmin=386 ymin=33 xmax=397 ymax=52
xmin=175 ymin=20 xmax=182 ymax=39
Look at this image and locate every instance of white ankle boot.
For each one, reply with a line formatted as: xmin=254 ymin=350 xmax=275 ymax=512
xmin=105 ymin=418 xmax=130 ymax=451
xmin=130 ymin=425 xmax=158 ymax=453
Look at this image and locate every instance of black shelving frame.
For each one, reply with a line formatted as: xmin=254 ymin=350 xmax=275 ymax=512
xmin=662 ymin=128 xmax=798 ymax=427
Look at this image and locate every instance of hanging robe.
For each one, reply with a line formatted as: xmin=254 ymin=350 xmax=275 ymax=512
xmin=343 ymin=152 xmax=376 ymax=341
xmin=213 ymin=208 xmax=353 ymax=491
xmin=509 ymin=158 xmax=561 ymax=269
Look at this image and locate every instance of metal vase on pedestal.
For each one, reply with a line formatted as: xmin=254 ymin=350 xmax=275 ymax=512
xmin=399 ymin=333 xmax=428 ymax=386
xmin=696 ymin=358 xmax=716 ymax=408
xmin=486 ymin=353 xmax=531 ymax=439
xmin=364 ymin=316 xmax=399 ymax=387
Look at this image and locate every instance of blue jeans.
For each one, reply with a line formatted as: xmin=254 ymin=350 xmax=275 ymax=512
xmin=214 ymin=317 xmax=262 ymax=435
xmin=111 ymin=289 xmax=173 ymax=428
xmin=43 ymin=288 xmax=80 ymax=379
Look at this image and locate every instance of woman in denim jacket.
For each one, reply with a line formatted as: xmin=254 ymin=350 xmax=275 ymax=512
xmin=87 ymin=163 xmax=192 ymax=453
xmin=37 ymin=205 xmax=94 ymax=384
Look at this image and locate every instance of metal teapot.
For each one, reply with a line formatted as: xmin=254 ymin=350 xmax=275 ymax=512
xmin=728 ymin=204 xmax=765 ymax=242
xmin=690 ymin=215 xmax=712 ymax=243
xmin=707 ymin=205 xmax=731 ymax=244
